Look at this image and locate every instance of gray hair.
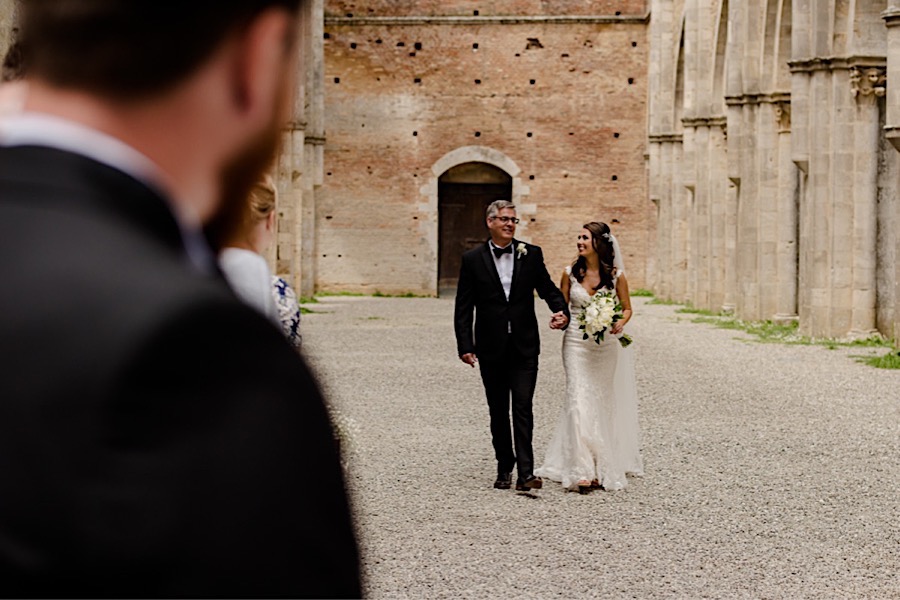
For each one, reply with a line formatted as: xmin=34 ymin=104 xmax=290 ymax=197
xmin=486 ymin=200 xmax=516 ymax=219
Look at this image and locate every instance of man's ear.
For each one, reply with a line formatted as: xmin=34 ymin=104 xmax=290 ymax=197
xmin=230 ymin=8 xmax=296 ymax=119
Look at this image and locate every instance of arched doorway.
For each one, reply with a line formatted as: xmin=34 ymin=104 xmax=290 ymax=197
xmin=438 ymin=162 xmax=513 ymax=293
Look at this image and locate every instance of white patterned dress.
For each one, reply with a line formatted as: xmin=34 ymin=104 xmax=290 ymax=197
xmin=536 ymin=266 xmax=643 ymax=490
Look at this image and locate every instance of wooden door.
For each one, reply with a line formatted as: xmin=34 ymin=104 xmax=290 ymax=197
xmin=438 ymin=181 xmax=511 ymax=292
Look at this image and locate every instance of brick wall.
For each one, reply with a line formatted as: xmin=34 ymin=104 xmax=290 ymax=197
xmin=320 ymin=5 xmax=652 ymax=294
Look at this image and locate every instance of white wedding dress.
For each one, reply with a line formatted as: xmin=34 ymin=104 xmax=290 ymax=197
xmin=536 ymin=266 xmax=643 ymax=491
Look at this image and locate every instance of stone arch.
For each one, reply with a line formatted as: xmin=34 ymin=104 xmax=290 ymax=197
xmin=711 ymin=0 xmax=729 ymax=109
xmin=416 ymin=145 xmax=533 ymax=295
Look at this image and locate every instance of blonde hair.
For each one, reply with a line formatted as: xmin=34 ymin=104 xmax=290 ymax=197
xmin=247 ymin=175 xmax=276 ymax=223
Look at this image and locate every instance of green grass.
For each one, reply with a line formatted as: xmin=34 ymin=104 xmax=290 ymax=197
xmin=631 ymin=288 xmax=654 ymax=297
xmin=299 ymin=307 xmax=318 ymax=314
xmin=691 ymin=314 xmax=894 ymax=350
xmin=647 ymin=297 xmax=683 ymax=305
xmin=372 ymin=290 xmax=428 ymax=298
xmin=298 ymin=296 xmax=318 ymax=304
xmin=854 ymin=350 xmax=900 ymax=369
xmin=316 ymin=291 xmax=367 ymax=297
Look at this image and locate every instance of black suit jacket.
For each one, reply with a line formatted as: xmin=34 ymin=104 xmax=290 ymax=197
xmin=0 ymin=146 xmax=360 ymax=598
xmin=454 ymin=240 xmax=569 ymax=361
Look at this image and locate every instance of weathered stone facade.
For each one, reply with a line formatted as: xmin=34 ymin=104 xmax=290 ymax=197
xmin=314 ymin=1 xmax=653 ymax=295
xmin=0 ymin=0 xmax=18 ymax=61
xmin=649 ymin=0 xmax=900 ymax=341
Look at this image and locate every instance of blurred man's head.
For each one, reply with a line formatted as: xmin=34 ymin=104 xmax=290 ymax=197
xmin=18 ymin=0 xmax=304 ymax=236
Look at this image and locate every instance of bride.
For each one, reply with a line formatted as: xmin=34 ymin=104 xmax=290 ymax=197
xmin=536 ymin=222 xmax=643 ymax=491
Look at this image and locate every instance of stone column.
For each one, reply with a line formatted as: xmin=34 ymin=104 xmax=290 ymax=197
xmin=883 ymin=7 xmax=900 ymax=342
xmin=708 ymin=121 xmax=728 ymax=311
xmin=849 ymin=65 xmax=885 ymax=337
xmin=773 ymin=101 xmax=799 ymax=323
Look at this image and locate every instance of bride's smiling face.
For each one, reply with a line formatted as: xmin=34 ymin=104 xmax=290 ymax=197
xmin=577 ymin=228 xmax=596 ymax=257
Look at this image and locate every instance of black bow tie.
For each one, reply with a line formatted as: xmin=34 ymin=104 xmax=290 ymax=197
xmin=492 ymin=245 xmax=513 ymax=258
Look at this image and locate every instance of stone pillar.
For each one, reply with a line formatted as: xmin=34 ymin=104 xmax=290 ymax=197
xmin=849 ymin=66 xmax=884 ymax=337
xmin=773 ymin=101 xmax=799 ymax=323
xmin=883 ymin=7 xmax=900 ymax=342
xmin=708 ymin=122 xmax=728 ymax=311
xmin=300 ymin=0 xmax=325 ymax=298
xmin=275 ymin=0 xmax=324 ymax=297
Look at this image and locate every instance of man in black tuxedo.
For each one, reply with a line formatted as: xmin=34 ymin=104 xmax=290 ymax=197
xmin=0 ymin=1 xmax=359 ymax=597
xmin=454 ymin=200 xmax=570 ymax=491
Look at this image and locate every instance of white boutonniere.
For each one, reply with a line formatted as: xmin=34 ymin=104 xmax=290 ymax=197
xmin=516 ymin=243 xmax=528 ymax=259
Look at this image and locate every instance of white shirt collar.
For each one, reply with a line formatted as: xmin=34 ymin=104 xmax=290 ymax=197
xmin=0 ymin=111 xmax=173 ymax=198
xmin=0 ymin=112 xmax=213 ymax=272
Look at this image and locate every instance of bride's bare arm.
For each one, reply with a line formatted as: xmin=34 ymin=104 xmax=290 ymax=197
xmin=559 ymin=269 xmax=571 ymax=305
xmin=612 ymin=273 xmax=632 ymax=334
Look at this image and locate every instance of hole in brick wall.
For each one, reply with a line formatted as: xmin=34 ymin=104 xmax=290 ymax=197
xmin=322 ymin=254 xmax=327 ymax=258
xmin=333 ymin=77 xmax=340 ymax=83
xmin=327 ymin=172 xmax=332 ymax=176
xmin=612 ymin=175 xmax=618 ymax=181
xmin=361 ymin=123 xmax=365 ymax=127
xmin=615 ymin=11 xmax=621 ymax=15
xmin=614 ymin=132 xmax=620 ymax=138
xmin=611 ymin=218 xmax=620 ymax=224
xmin=569 ymin=132 xmax=575 ymax=135
xmin=529 ymin=175 xmax=535 ymax=180
xmin=526 ymin=132 xmax=533 ymax=137
xmin=584 ymin=40 xmax=593 ymax=47
xmin=413 ymin=216 xmax=418 ymax=219
xmin=350 ymin=42 xmax=357 ymax=49
xmin=561 ymin=53 xmax=569 ymax=58
xmin=376 ymin=77 xmax=381 ymax=81
xmin=474 ymin=131 xmax=481 ymax=137
xmin=515 ymin=53 xmax=521 ymax=57
xmin=397 ymin=41 xmax=405 ymax=47
xmin=530 ymin=218 xmax=536 ymax=222
xmin=628 ymin=78 xmax=634 ymax=84
xmin=324 ymin=32 xmax=331 ymax=39
xmin=529 ymin=79 xmax=536 ymax=85
xmin=414 ymin=77 xmax=421 ymax=84
xmin=474 ymin=10 xmax=479 ymax=15
xmin=414 ymin=42 xmax=422 ymax=50
xmin=346 ymin=13 xmax=353 ymax=17
xmin=525 ymin=38 xmax=543 ymax=50
xmin=632 ymin=41 xmax=637 ymax=47
xmin=409 ymin=52 xmax=416 ymax=57
xmin=375 ymin=38 xmax=382 ymax=44
xmin=413 ymin=174 xmax=418 ymax=177
xmin=413 ymin=131 xmax=418 ymax=136
xmin=325 ymin=215 xmax=333 ymax=220
xmin=337 ymin=254 xmax=342 ymax=258
xmin=563 ymin=173 xmax=569 ymax=178
xmin=473 ymin=43 xmax=479 ymax=49
xmin=475 ymin=79 xmax=482 ymax=84
xmin=413 ymin=254 xmax=417 ymax=257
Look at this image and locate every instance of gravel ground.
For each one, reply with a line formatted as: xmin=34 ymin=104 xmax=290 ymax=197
xmin=301 ymin=295 xmax=899 ymax=600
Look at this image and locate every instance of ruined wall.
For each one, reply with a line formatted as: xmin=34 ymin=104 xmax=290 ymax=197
xmin=650 ymin=0 xmax=900 ymax=341
xmin=0 ymin=0 xmax=17 ymax=61
xmin=319 ymin=3 xmax=652 ymax=294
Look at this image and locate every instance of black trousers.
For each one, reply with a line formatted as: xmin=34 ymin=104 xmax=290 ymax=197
xmin=479 ymin=348 xmax=539 ymax=482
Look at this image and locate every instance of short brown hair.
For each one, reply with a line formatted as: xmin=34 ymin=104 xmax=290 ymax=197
xmin=20 ymin=0 xmax=304 ymax=98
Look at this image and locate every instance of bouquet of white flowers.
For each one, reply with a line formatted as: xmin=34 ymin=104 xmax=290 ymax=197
xmin=577 ymin=290 xmax=633 ymax=348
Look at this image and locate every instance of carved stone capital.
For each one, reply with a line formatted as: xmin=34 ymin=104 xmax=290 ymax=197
xmin=849 ymin=66 xmax=886 ymax=99
xmin=773 ymin=101 xmax=791 ymax=132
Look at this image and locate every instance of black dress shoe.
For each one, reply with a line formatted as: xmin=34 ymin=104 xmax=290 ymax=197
xmin=494 ymin=472 xmax=512 ymax=489
xmin=515 ymin=475 xmax=543 ymax=491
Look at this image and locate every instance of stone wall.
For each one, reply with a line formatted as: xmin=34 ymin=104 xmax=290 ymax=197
xmin=317 ymin=1 xmax=653 ymax=295
xmin=649 ymin=0 xmax=900 ymax=341
xmin=0 ymin=0 xmax=17 ymax=61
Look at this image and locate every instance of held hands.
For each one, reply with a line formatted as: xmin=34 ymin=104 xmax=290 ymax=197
xmin=460 ymin=353 xmax=478 ymax=368
xmin=549 ymin=311 xmax=569 ymax=330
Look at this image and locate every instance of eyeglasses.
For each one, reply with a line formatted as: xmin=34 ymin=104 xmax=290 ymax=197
xmin=490 ymin=216 xmax=520 ymax=224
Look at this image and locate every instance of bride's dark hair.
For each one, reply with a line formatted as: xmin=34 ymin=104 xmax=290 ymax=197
xmin=572 ymin=221 xmax=615 ymax=292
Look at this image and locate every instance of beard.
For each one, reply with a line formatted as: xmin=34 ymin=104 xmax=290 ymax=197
xmin=204 ymin=109 xmax=283 ymax=253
